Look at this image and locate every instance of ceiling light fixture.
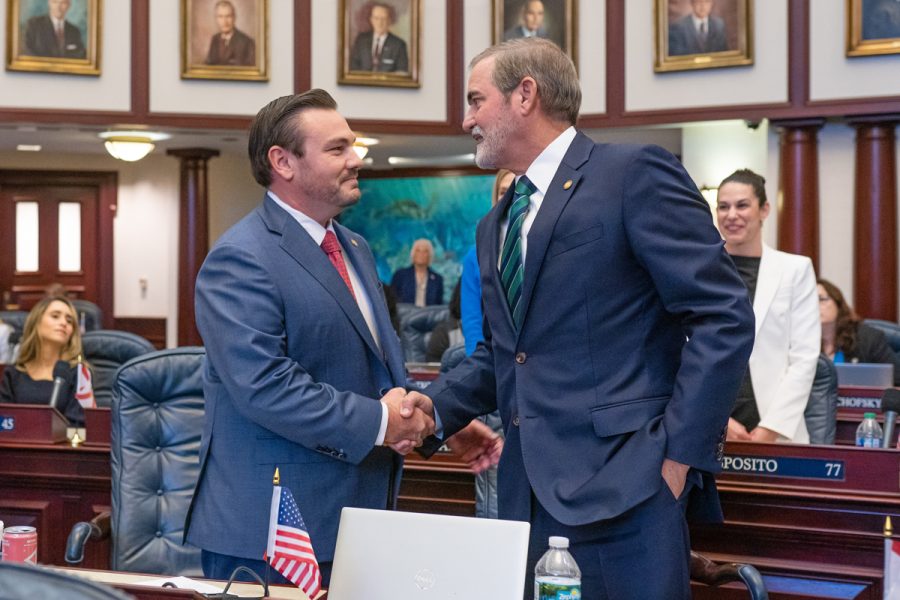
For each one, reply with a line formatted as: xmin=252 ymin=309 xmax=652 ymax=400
xmin=16 ymin=144 xmax=41 ymax=152
xmin=98 ymin=130 xmax=171 ymax=162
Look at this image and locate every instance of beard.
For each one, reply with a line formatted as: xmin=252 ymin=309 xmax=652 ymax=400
xmin=472 ymin=113 xmax=515 ymax=169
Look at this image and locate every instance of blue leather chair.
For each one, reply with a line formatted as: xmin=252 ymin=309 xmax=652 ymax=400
xmin=398 ymin=304 xmax=449 ymax=362
xmin=0 ymin=310 xmax=28 ymax=344
xmin=72 ymin=299 xmax=104 ymax=331
xmin=691 ymin=551 xmax=768 ymax=599
xmin=804 ymin=354 xmax=839 ymax=445
xmin=0 ymin=562 xmax=130 ymax=600
xmin=864 ymin=319 xmax=900 ymax=355
xmin=66 ymin=347 xmax=206 ymax=575
xmin=82 ymin=330 xmax=156 ymax=408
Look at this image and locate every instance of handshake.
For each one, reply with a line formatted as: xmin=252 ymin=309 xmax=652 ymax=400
xmin=380 ymin=388 xmax=503 ymax=474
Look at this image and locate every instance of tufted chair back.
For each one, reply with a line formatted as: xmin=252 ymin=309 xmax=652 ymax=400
xmin=864 ymin=319 xmax=900 ymax=355
xmin=72 ymin=299 xmax=104 ymax=331
xmin=0 ymin=310 xmax=28 ymax=344
xmin=109 ymin=347 xmax=205 ymax=575
xmin=82 ymin=330 xmax=156 ymax=407
xmin=804 ymin=354 xmax=838 ymax=445
xmin=398 ymin=304 xmax=449 ymax=362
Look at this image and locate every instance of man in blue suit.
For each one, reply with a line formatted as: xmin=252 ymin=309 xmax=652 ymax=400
xmin=185 ymin=90 xmax=435 ymax=586
xmin=668 ymin=0 xmax=729 ymax=56
xmin=409 ymin=38 xmax=754 ymax=598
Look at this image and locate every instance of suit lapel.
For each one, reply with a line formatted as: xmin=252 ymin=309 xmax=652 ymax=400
xmin=753 ymin=244 xmax=782 ymax=336
xmin=516 ymin=133 xmax=592 ymax=336
xmin=261 ymin=199 xmax=384 ymax=364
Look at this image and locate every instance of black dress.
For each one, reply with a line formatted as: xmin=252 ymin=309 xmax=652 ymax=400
xmin=0 ymin=361 xmax=83 ymax=425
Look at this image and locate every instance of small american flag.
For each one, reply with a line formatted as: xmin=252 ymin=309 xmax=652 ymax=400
xmin=266 ymin=484 xmax=321 ymax=598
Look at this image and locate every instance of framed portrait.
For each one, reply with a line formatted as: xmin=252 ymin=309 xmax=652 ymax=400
xmin=654 ymin=0 xmax=753 ymax=73
xmin=339 ymin=0 xmax=420 ymax=88
xmin=847 ymin=0 xmax=900 ymax=57
xmin=492 ymin=0 xmax=577 ymax=66
xmin=181 ymin=0 xmax=268 ymax=81
xmin=6 ymin=0 xmax=101 ymax=76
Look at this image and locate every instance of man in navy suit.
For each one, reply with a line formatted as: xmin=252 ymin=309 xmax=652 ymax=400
xmin=204 ymin=0 xmax=256 ymax=67
xmin=668 ymin=0 xmax=729 ymax=56
xmin=503 ymin=0 xmax=549 ymax=41
xmin=185 ymin=90 xmax=436 ymax=587
xmin=407 ymin=38 xmax=754 ymax=598
xmin=22 ymin=0 xmax=85 ymax=59
xmin=349 ymin=2 xmax=408 ymax=72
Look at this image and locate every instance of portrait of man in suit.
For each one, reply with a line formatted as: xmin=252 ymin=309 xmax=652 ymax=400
xmin=349 ymin=2 xmax=409 ymax=73
xmin=503 ymin=0 xmax=549 ymax=41
xmin=21 ymin=0 xmax=86 ymax=59
xmin=495 ymin=0 xmax=574 ymax=61
xmin=204 ymin=0 xmax=256 ymax=66
xmin=668 ymin=0 xmax=730 ymax=56
xmin=862 ymin=0 xmax=900 ymax=41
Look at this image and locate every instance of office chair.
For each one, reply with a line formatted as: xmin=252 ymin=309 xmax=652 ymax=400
xmin=865 ymin=319 xmax=900 ymax=355
xmin=72 ymin=299 xmax=104 ymax=331
xmin=690 ymin=551 xmax=769 ymax=599
xmin=82 ymin=330 xmax=156 ymax=407
xmin=0 ymin=562 xmax=131 ymax=600
xmin=398 ymin=304 xmax=449 ymax=362
xmin=0 ymin=309 xmax=28 ymax=344
xmin=65 ymin=347 xmax=206 ymax=576
xmin=805 ymin=353 xmax=839 ymax=445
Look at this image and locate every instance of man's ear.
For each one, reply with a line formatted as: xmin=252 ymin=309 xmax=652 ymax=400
xmin=268 ymin=146 xmax=296 ymax=181
xmin=517 ymin=76 xmax=539 ymax=116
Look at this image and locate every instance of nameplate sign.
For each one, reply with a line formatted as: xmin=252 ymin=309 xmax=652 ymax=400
xmin=722 ymin=454 xmax=846 ymax=481
xmin=0 ymin=416 xmax=14 ymax=431
xmin=838 ymin=395 xmax=881 ymax=409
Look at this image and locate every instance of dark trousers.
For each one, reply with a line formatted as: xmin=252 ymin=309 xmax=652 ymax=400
xmin=201 ymin=549 xmax=333 ymax=590
xmin=523 ymin=482 xmax=693 ymax=600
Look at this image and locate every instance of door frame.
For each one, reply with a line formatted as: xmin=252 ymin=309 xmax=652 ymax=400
xmin=0 ymin=170 xmax=117 ymax=328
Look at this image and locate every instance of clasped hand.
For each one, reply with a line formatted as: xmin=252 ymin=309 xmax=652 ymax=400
xmin=381 ymin=389 xmax=503 ymax=474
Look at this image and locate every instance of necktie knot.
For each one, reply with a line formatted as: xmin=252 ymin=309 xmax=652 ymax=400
xmin=321 ymin=230 xmax=341 ymax=255
xmin=321 ymin=231 xmax=357 ymax=300
xmin=514 ymin=176 xmax=536 ymax=199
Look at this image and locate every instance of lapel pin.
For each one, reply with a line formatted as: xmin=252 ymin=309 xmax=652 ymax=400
xmin=563 ymin=180 xmax=573 ymax=190
xmin=350 ymin=239 xmax=358 ymax=247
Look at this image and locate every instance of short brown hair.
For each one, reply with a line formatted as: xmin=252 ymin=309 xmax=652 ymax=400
xmin=470 ymin=38 xmax=581 ymax=126
xmin=248 ymin=89 xmax=338 ymax=187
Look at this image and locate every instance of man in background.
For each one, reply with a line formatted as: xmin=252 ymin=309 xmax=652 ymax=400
xmin=205 ymin=0 xmax=256 ymax=66
xmin=409 ymin=38 xmax=754 ymax=598
xmin=503 ymin=0 xmax=548 ymax=40
xmin=185 ymin=89 xmax=434 ymax=586
xmin=668 ymin=0 xmax=729 ymax=56
xmin=349 ymin=2 xmax=409 ymax=72
xmin=23 ymin=0 xmax=86 ymax=59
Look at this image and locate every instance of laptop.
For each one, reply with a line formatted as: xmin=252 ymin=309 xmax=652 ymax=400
xmin=834 ymin=362 xmax=894 ymax=388
xmin=327 ymin=508 xmax=530 ymax=600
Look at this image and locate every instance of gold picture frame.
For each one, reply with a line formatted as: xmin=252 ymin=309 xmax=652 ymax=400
xmin=492 ymin=0 xmax=577 ymax=67
xmin=6 ymin=0 xmax=101 ymax=76
xmin=655 ymin=0 xmax=753 ymax=73
xmin=847 ymin=0 xmax=900 ymax=57
xmin=339 ymin=0 xmax=420 ymax=88
xmin=181 ymin=0 xmax=268 ymax=81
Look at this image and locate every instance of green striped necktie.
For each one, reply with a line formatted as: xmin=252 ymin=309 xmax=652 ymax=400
xmin=499 ymin=176 xmax=536 ymax=329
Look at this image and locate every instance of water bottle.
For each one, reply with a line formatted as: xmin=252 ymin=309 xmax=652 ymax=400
xmin=534 ymin=536 xmax=581 ymax=600
xmin=856 ymin=412 xmax=883 ymax=448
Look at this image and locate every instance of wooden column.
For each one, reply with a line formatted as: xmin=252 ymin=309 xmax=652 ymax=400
xmin=774 ymin=119 xmax=824 ymax=271
xmin=167 ymin=148 xmax=219 ymax=346
xmin=851 ymin=119 xmax=899 ymax=321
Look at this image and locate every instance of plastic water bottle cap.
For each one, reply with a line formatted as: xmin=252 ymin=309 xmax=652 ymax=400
xmin=548 ymin=536 xmax=569 ymax=549
xmin=864 ymin=412 xmax=876 ymax=419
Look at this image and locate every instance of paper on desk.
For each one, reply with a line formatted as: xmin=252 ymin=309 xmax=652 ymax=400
xmin=136 ymin=575 xmax=224 ymax=594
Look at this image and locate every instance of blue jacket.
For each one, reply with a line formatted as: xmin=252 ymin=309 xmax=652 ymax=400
xmin=390 ymin=266 xmax=443 ymax=305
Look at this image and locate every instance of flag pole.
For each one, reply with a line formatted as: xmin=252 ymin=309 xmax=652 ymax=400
xmin=887 ymin=516 xmax=894 ymax=537
xmin=265 ymin=467 xmax=279 ymax=592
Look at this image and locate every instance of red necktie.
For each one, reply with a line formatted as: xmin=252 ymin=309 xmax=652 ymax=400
xmin=321 ymin=231 xmax=356 ymax=300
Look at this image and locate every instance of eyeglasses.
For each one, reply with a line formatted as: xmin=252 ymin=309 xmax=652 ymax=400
xmin=819 ymin=296 xmax=833 ymax=304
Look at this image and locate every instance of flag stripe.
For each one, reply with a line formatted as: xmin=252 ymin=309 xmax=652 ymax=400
xmin=266 ymin=485 xmax=321 ymax=597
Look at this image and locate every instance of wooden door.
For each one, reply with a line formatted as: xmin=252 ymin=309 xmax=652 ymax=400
xmin=0 ymin=171 xmax=116 ymax=325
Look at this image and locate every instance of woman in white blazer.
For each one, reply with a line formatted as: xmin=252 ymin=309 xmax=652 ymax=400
xmin=716 ymin=169 xmax=820 ymax=443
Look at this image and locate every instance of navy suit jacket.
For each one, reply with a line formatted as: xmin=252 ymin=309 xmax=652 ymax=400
xmin=349 ymin=31 xmax=408 ymax=72
xmin=424 ymin=133 xmax=754 ymax=527
xmin=390 ymin=266 xmax=443 ymax=305
xmin=185 ymin=196 xmax=407 ymax=563
xmin=205 ymin=28 xmax=255 ymax=66
xmin=668 ymin=15 xmax=728 ymax=56
xmin=23 ymin=15 xmax=85 ymax=58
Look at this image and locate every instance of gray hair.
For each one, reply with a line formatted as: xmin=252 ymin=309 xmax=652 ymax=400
xmin=410 ymin=239 xmax=434 ymax=262
xmin=470 ymin=38 xmax=580 ymax=125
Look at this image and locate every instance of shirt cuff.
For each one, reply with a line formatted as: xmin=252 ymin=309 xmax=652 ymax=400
xmin=375 ymin=401 xmax=389 ymax=446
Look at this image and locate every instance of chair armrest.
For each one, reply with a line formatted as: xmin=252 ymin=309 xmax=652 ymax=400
xmin=65 ymin=510 xmax=111 ymax=565
xmin=690 ymin=551 xmax=768 ymax=600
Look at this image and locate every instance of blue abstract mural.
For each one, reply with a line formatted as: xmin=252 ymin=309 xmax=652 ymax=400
xmin=341 ymin=174 xmax=495 ymax=299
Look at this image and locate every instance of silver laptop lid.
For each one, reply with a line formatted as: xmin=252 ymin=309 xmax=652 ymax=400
xmin=835 ymin=362 xmax=894 ymax=388
xmin=327 ymin=507 xmax=530 ymax=600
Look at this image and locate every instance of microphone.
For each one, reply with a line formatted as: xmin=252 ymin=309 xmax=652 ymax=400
xmin=881 ymin=388 xmax=900 ymax=448
xmin=48 ymin=377 xmax=65 ymax=411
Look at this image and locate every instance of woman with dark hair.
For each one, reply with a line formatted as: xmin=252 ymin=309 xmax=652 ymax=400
xmin=0 ymin=296 xmax=86 ymax=425
xmin=818 ymin=278 xmax=900 ymax=385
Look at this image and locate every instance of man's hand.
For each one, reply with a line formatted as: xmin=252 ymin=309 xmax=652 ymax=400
xmin=447 ymin=420 xmax=503 ymax=474
xmin=749 ymin=426 xmax=779 ymax=443
xmin=726 ymin=417 xmax=752 ymax=441
xmin=382 ymin=388 xmax=434 ymax=451
xmin=661 ymin=457 xmax=689 ymax=500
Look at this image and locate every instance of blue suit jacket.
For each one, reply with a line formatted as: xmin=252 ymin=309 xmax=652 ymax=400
xmin=424 ymin=134 xmax=754 ymax=526
xmin=185 ymin=196 xmax=407 ymax=562
xmin=668 ymin=15 xmax=728 ymax=56
xmin=390 ymin=266 xmax=444 ymax=305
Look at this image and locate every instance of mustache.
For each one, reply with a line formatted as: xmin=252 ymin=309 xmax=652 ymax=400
xmin=471 ymin=126 xmax=483 ymax=138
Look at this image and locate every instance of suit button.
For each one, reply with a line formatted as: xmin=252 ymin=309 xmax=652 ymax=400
xmin=515 ymin=352 xmax=527 ymax=364
xmin=513 ymin=416 xmax=520 ymax=426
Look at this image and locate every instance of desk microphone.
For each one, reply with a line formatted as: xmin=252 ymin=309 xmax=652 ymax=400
xmin=880 ymin=388 xmax=900 ymax=448
xmin=48 ymin=376 xmax=65 ymax=411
